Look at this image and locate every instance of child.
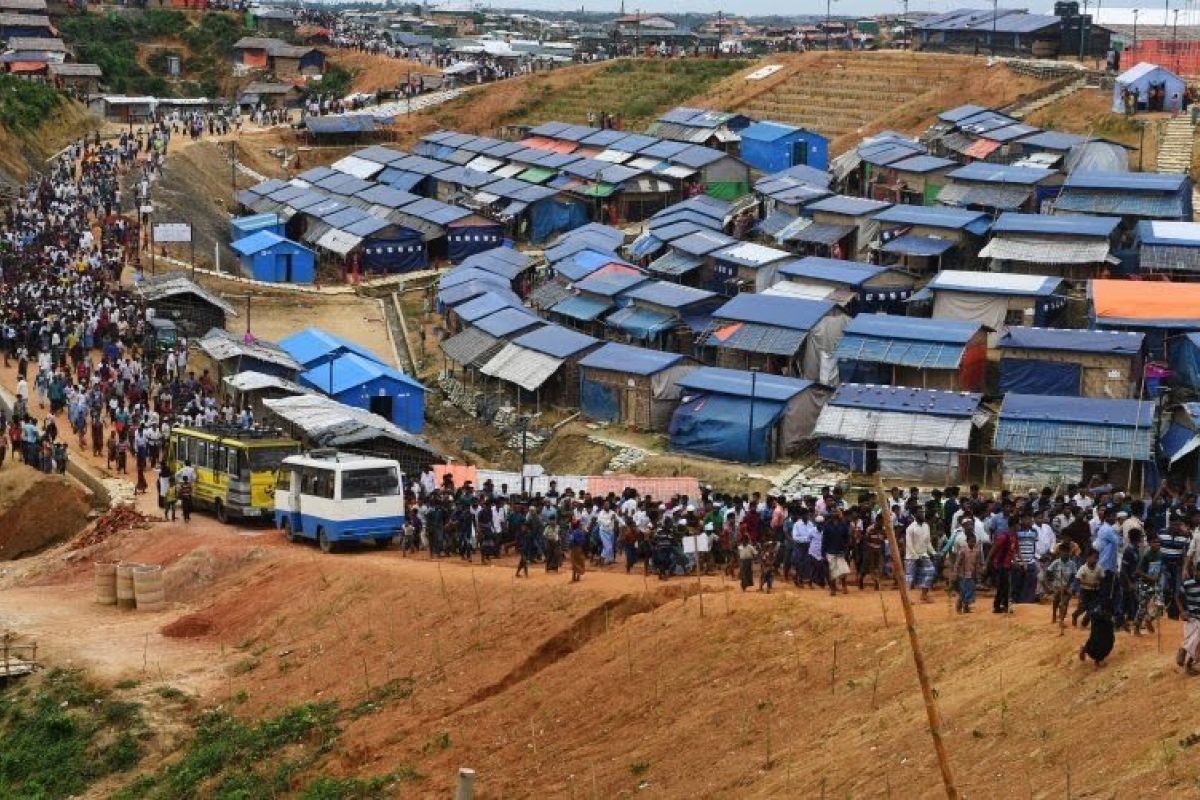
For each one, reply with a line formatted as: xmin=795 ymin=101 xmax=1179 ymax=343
xmin=1072 ymin=550 xmax=1102 ymax=628
xmin=401 ymin=520 xmax=416 ymax=555
xmin=163 ymin=477 xmax=177 ymax=521
xmin=1046 ymin=544 xmax=1076 ymax=625
xmin=759 ymin=540 xmax=777 ymax=593
xmin=953 ymin=531 xmax=981 ymax=613
xmin=737 ymin=536 xmax=757 ymax=592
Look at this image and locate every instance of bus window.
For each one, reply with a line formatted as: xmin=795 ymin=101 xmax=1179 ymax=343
xmin=226 ymin=448 xmax=240 ymax=477
xmin=302 ymin=468 xmax=335 ymax=499
xmin=275 ymin=469 xmax=291 ymax=491
xmin=197 ymin=441 xmax=210 ymax=470
xmin=249 ymin=447 xmax=298 ymax=473
xmin=175 ymin=436 xmax=188 ymax=464
xmin=341 ymin=468 xmax=401 ymax=500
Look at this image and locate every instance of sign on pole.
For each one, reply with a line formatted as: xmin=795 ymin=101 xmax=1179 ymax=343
xmin=152 ymin=222 xmax=193 ymax=243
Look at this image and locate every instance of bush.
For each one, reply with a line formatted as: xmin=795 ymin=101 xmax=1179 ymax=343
xmin=0 ymin=75 xmax=62 ymax=132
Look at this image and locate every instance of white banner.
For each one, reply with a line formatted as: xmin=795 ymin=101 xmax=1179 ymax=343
xmin=153 ymin=223 xmax=192 ymax=243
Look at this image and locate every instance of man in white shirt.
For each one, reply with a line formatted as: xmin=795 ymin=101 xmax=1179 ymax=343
xmin=905 ymin=508 xmax=936 ymax=603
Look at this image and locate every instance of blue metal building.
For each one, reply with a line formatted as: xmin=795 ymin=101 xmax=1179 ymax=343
xmin=230 ymin=231 xmax=318 ymax=284
xmin=739 ymin=121 xmax=829 ymax=174
xmin=299 ymin=352 xmax=427 ymax=433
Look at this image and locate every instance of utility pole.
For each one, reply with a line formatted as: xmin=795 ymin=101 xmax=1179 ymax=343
xmin=746 ymin=368 xmax=757 ymax=464
xmin=1080 ymin=0 xmax=1089 ymax=60
xmin=826 ymin=0 xmax=832 ymax=50
xmin=230 ymin=140 xmax=237 ymax=198
xmin=991 ymin=0 xmax=998 ymax=57
xmin=1174 ymin=8 xmax=1180 ymax=72
xmin=902 ymin=0 xmax=910 ymax=49
xmin=1133 ymin=8 xmax=1139 ymax=49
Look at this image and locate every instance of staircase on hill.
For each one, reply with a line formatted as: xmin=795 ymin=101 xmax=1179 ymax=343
xmin=1156 ymin=115 xmax=1195 ymax=174
xmin=1008 ymin=77 xmax=1087 ymax=120
xmin=734 ymin=53 xmax=971 ymax=139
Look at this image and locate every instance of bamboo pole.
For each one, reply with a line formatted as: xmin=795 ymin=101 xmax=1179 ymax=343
xmin=875 ymin=474 xmax=959 ymax=800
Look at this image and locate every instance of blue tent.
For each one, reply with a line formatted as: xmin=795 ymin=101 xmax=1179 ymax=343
xmin=299 ymin=352 xmax=427 ymax=433
xmin=230 ymin=231 xmax=317 ymax=284
xmin=446 ymin=214 xmax=505 ymax=263
xmin=1170 ymin=333 xmax=1200 ymax=391
xmin=1114 ymin=62 xmax=1186 ymax=113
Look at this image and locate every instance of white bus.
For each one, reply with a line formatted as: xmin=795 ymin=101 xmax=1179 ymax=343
xmin=274 ymin=451 xmax=405 ymax=553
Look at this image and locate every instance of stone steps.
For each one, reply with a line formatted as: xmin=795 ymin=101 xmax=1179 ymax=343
xmin=1156 ymin=115 xmax=1195 ymax=174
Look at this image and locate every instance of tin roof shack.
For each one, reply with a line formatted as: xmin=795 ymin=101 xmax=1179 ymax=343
xmin=456 ymin=247 xmax=535 ymax=297
xmin=647 ymin=229 xmax=735 ymax=287
xmin=920 ymin=270 xmax=1066 ymax=337
xmin=199 ymin=328 xmax=302 ymax=386
xmin=813 ymin=383 xmax=984 ymax=482
xmin=938 ymin=162 xmax=1057 ymax=215
xmin=775 ymin=257 xmax=916 ymax=314
xmin=835 ymin=315 xmax=986 ymax=391
xmin=139 ymin=273 xmax=235 ymax=338
xmin=232 ymin=37 xmax=326 ymax=78
xmin=872 ymin=204 xmax=991 ymax=273
xmin=1135 ymin=221 xmax=1200 ymax=276
xmin=47 ymin=62 xmax=101 ymax=93
xmin=263 ymin=394 xmax=438 ymax=477
xmin=646 ymin=107 xmax=752 ymax=152
xmin=739 ymin=122 xmax=830 ymax=174
xmin=705 ymin=241 xmax=790 ymax=296
xmin=669 ymin=368 xmax=828 ymax=463
xmin=607 ymin=281 xmax=720 ymax=351
xmin=223 ymin=371 xmax=311 ymax=420
xmin=279 ymin=326 xmax=389 ymax=371
xmin=237 ymin=81 xmax=302 ymax=110
xmin=702 ymin=293 xmax=848 ymax=380
xmin=870 ymin=154 xmax=957 ymax=206
xmin=1114 ymin=62 xmax=1186 ymax=113
xmin=994 ymin=393 xmax=1154 ymax=491
xmin=230 ymin=231 xmax=317 ymax=284
xmin=89 ymin=95 xmax=158 ymax=124
xmin=1054 ymin=171 xmax=1192 ymax=225
xmin=578 ymin=343 xmax=697 ymax=431
xmin=503 ymin=323 xmax=601 ymax=407
xmin=998 ymin=326 xmax=1144 ymax=399
xmin=1090 ymin=278 xmax=1200 ymax=360
xmin=800 ymin=195 xmax=891 ymax=261
xmin=980 ymin=213 xmax=1121 ymax=280
xmin=299 ymin=352 xmax=427 ymax=434
xmin=753 ymin=171 xmax=833 ymax=239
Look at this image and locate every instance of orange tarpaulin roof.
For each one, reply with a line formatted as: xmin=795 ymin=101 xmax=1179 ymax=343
xmin=1091 ymin=279 xmax=1200 ymax=323
xmin=710 ymin=322 xmax=743 ymax=342
xmin=8 ymin=62 xmax=46 ymax=73
xmin=963 ymin=138 xmax=1001 ymax=159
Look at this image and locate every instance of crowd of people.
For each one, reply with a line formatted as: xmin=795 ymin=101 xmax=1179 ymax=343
xmin=401 ymin=472 xmax=1200 ymax=674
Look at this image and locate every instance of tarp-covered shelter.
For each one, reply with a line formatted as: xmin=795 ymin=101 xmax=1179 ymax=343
xmin=922 ymin=270 xmax=1065 ymax=334
xmin=139 ymin=273 xmax=236 ymax=338
xmin=835 ymin=315 xmax=986 ymax=391
xmin=980 ymin=212 xmax=1120 ymax=279
xmin=1090 ymin=278 xmax=1200 ymax=359
xmin=702 ymin=293 xmax=848 ymax=380
xmin=1114 ymin=62 xmax=1186 ymax=113
xmin=938 ymin=162 xmax=1056 ymax=214
xmin=199 ymin=327 xmax=301 ymax=384
xmin=994 ymin=393 xmax=1154 ymax=490
xmin=803 ymin=195 xmax=891 ymax=261
xmin=1054 ymin=171 xmax=1192 ymax=223
xmin=1160 ymin=403 xmax=1200 ymax=484
xmin=813 ymin=383 xmax=984 ymax=481
xmin=998 ymin=326 xmax=1144 ymax=399
xmin=775 ymin=257 xmax=916 ymax=314
xmin=704 ymin=241 xmax=790 ymax=296
xmin=609 ymin=281 xmax=720 ymax=349
xmin=669 ymin=367 xmax=828 ymax=463
xmin=578 ymin=342 xmax=697 ymax=430
xmin=872 ymin=204 xmax=991 ymax=273
xmin=445 ymin=213 xmax=505 ymax=263
xmin=1134 ymin=221 xmax=1200 ymax=274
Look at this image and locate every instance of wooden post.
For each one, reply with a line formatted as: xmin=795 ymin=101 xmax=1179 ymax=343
xmin=455 ymin=767 xmax=476 ymax=800
xmin=875 ymin=475 xmax=959 ymax=800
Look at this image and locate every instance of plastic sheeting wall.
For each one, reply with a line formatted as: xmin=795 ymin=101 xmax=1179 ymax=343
xmin=878 ymin=446 xmax=962 ymax=483
xmin=529 ymin=199 xmax=588 ymax=244
xmin=447 ymin=222 xmax=503 ymax=263
xmin=362 ymin=236 xmax=427 ymax=273
xmin=669 ymin=394 xmax=785 ymax=462
xmin=999 ymin=357 xmax=1082 ymax=396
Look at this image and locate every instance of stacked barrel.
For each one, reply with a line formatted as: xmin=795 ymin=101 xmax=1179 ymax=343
xmin=96 ymin=562 xmax=166 ymax=611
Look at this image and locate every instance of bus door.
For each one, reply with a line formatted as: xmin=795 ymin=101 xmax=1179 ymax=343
xmin=288 ymin=468 xmax=302 ymax=525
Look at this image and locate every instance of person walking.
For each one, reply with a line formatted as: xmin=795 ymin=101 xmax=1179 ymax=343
xmin=905 ymin=508 xmax=936 ymax=603
xmin=177 ymin=475 xmax=193 ymax=523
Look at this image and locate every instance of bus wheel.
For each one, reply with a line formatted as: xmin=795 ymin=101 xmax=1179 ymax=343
xmin=281 ymin=518 xmax=299 ymax=544
xmin=318 ymin=529 xmax=333 ymax=554
xmin=215 ymin=499 xmax=228 ymax=525
xmin=374 ymin=538 xmax=390 ymax=549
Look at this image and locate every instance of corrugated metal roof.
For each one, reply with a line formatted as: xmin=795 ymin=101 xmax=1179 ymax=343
xmin=671 ymin=230 xmax=736 ymax=256
xmin=815 ymin=405 xmax=974 ymax=449
xmin=223 ymin=371 xmax=311 ymax=396
xmin=647 ymin=249 xmax=703 ymax=276
xmin=441 ymin=326 xmax=505 ymax=367
xmin=606 ymin=305 xmax=676 ymax=338
xmin=1053 ymin=189 xmax=1185 ymax=218
xmin=979 ymin=236 xmax=1110 ymax=265
xmin=937 ymin=182 xmax=1032 ymax=211
xmin=704 ymin=321 xmax=808 ymax=356
xmin=780 ymin=220 xmax=854 ymax=245
xmin=199 ymin=328 xmax=301 ymax=370
xmin=890 ymin=155 xmax=957 ymax=174
xmin=480 ymin=343 xmax=564 ymax=391
xmin=527 ymin=280 xmax=573 ymax=309
xmin=140 ymin=274 xmax=237 ymax=317
xmin=264 ymin=394 xmax=437 ymax=455
xmin=995 ymin=411 xmax=1153 ymax=460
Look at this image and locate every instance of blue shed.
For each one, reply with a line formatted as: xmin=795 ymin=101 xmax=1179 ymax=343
xmin=231 ymin=213 xmax=283 ymax=240
xmin=739 ymin=121 xmax=829 ymax=174
xmin=279 ymin=327 xmax=388 ymax=370
xmin=299 ymin=352 xmax=427 ymax=433
xmin=230 ymin=231 xmax=317 ymax=284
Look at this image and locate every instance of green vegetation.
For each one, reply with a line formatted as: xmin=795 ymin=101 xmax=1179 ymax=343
xmin=510 ymin=58 xmax=748 ymax=130
xmin=59 ymin=10 xmax=251 ymax=97
xmin=312 ymin=63 xmax=354 ymax=100
xmin=297 ymin=769 xmax=423 ymax=800
xmin=0 ymin=75 xmax=63 ymax=133
xmin=348 ymin=677 xmax=415 ymax=719
xmin=0 ymin=667 xmax=146 ymax=798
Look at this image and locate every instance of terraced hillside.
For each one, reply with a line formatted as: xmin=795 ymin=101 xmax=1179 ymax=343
xmin=708 ymin=51 xmax=1052 ymax=151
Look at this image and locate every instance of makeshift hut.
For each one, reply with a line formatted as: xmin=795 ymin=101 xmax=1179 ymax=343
xmin=813 ymin=383 xmax=984 ymax=482
xmin=1053 ymin=171 xmax=1192 ymax=224
xmin=704 ymin=241 xmax=791 ymax=296
xmin=993 ymin=393 xmax=1154 ymax=490
xmin=223 ymin=371 xmax=311 ymax=419
xmin=578 ymin=342 xmax=697 ymax=430
xmin=870 ymin=154 xmax=957 ymax=206
xmin=647 ymin=229 xmax=735 ymax=286
xmin=1135 ymin=221 xmax=1200 ymax=275
xmin=506 ymin=323 xmax=600 ymax=407
xmin=872 ymin=204 xmax=991 ymax=272
xmin=797 ymin=195 xmax=891 ymax=261
xmin=938 ymin=162 xmax=1057 ymax=215
xmin=1113 ymin=62 xmax=1186 ymax=113
xmin=262 ymin=394 xmax=438 ymax=477
xmin=979 ymin=213 xmax=1120 ymax=280
xmin=607 ymin=281 xmax=720 ymax=351
xmin=834 ymin=315 xmax=986 ymax=391
xmin=1160 ymin=403 xmax=1200 ymax=484
xmin=299 ymin=352 xmax=427 ymax=434
xmin=739 ymin=121 xmax=830 ymax=174
xmin=139 ymin=273 xmax=235 ymax=338
xmin=997 ymin=326 xmax=1144 ymax=399
xmin=549 ymin=263 xmax=647 ymax=335
xmin=198 ymin=328 xmax=302 ymax=385
xmin=669 ymin=367 xmax=828 ymax=463
xmin=1090 ymin=279 xmax=1200 ymax=359
xmin=920 ymin=270 xmax=1066 ymax=335
xmin=775 ymin=257 xmax=916 ymax=314
xmin=702 ymin=293 xmax=848 ymax=380
xmin=231 ymin=232 xmax=317 ymax=284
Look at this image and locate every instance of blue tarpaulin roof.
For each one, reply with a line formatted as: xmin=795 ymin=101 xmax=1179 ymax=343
xmin=890 ymin=155 xmax=957 ymax=174
xmin=648 ymin=210 xmax=724 ymax=232
xmin=377 ymin=169 xmax=426 ymax=192
xmin=551 ymin=294 xmax=611 ymax=322
xmin=939 ymin=104 xmax=989 ymax=122
xmin=300 ymin=352 xmax=425 ymax=395
xmin=474 ymin=307 xmax=543 ymax=338
xmin=625 ymin=281 xmax=717 ymax=309
xmin=927 ymin=270 xmax=1061 ymax=297
xmin=995 ymin=393 xmax=1154 ymax=459
xmin=555 ymin=250 xmax=625 ymax=282
xmin=778 ymin=257 xmax=887 ymax=288
xmin=676 ymin=366 xmax=813 ymax=401
xmin=574 ymin=268 xmax=647 ymax=297
xmin=712 ymin=293 xmax=835 ymax=332
xmin=1135 ymin=220 xmax=1200 ymax=247
xmin=1063 ymin=171 xmax=1188 ymax=192
xmin=828 ymin=383 xmax=981 ymax=417
xmin=306 ymin=115 xmax=383 ymax=134
xmin=837 ymin=315 xmax=979 ymax=370
xmin=231 ymin=230 xmax=287 ymax=256
xmin=706 ymin=323 xmax=808 ymax=356
xmin=669 ymin=393 xmax=786 ymax=463
xmin=1018 ymin=130 xmax=1086 ymax=151
xmin=579 ymin=342 xmax=684 ymax=375
xmin=998 ymin=326 xmax=1144 ymax=354
xmin=460 ymin=247 xmax=531 ymax=280
xmin=280 ymin=327 xmax=387 ymax=368
xmin=1054 ymin=190 xmax=1186 ymax=218
xmin=808 ymin=195 xmax=891 ymax=217
xmin=671 ymin=230 xmax=736 ymax=256
xmin=875 ymin=203 xmax=991 ymax=233
xmin=513 ymin=324 xmax=598 ymax=358
xmin=947 ymin=162 xmax=1054 ymax=184
xmin=545 ymin=232 xmax=621 ymax=263
xmin=880 ymin=234 xmax=956 ymax=257
xmin=993 ymin=212 xmax=1119 ymax=238
xmin=454 ymin=292 xmax=522 ymax=322
xmin=844 ymin=314 xmax=980 ymax=343
xmin=439 ymin=266 xmax=508 ymax=291
xmin=606 ymin=305 xmax=676 ymax=338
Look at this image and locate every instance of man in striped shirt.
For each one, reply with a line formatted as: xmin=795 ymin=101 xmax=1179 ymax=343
xmin=1175 ymin=565 xmax=1200 ymax=676
xmin=1159 ymin=518 xmax=1191 ymax=620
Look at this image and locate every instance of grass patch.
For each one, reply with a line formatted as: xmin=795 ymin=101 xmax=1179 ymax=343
xmin=0 ymin=75 xmax=63 ymax=133
xmin=114 ymin=679 xmax=140 ymax=690
xmin=153 ymin=686 xmax=188 ymax=703
xmin=0 ymin=667 xmax=146 ymax=798
xmin=348 ymin=678 xmax=415 ymax=720
xmin=297 ymin=768 xmax=423 ymax=799
xmin=230 ymin=657 xmax=260 ymax=676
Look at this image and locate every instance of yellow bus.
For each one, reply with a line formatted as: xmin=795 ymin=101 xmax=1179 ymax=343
xmin=166 ymin=426 xmax=301 ymax=523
